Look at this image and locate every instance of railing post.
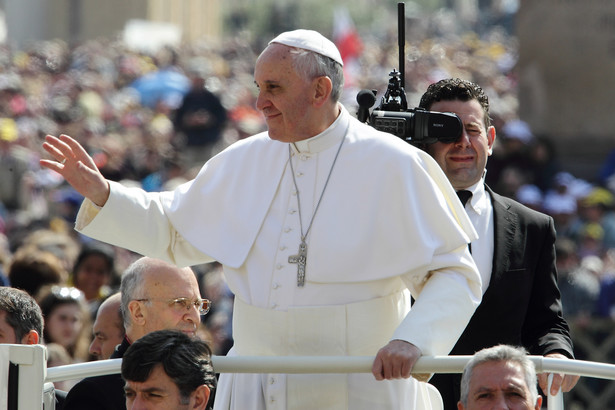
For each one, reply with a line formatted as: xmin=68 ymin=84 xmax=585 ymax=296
xmin=547 ymin=373 xmax=564 ymax=410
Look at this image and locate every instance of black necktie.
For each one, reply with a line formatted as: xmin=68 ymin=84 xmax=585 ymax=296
xmin=456 ymin=190 xmax=473 ymax=253
xmin=456 ymin=190 xmax=472 ymax=207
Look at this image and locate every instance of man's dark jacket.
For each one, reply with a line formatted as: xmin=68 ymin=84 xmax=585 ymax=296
xmin=430 ymin=186 xmax=574 ymax=409
xmin=61 ymin=338 xmax=130 ymax=410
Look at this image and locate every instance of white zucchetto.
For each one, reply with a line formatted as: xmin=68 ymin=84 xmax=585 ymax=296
xmin=269 ymin=29 xmax=344 ymax=66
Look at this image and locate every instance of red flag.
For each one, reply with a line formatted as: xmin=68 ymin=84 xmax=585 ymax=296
xmin=332 ymin=7 xmax=363 ymax=63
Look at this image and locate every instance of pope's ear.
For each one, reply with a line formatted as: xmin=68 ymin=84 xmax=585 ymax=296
xmin=312 ymin=76 xmax=333 ymax=107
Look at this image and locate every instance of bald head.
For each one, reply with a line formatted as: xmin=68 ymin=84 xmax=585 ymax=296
xmin=120 ymin=257 xmax=202 ymax=341
xmin=89 ymin=293 xmax=124 ymax=359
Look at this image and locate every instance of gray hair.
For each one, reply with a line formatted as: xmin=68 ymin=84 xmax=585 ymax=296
xmin=287 ymin=47 xmax=344 ymax=103
xmin=120 ymin=258 xmax=149 ymax=328
xmin=459 ymin=345 xmax=539 ymax=406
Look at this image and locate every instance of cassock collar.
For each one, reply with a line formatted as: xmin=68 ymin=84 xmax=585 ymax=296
xmin=291 ymin=104 xmax=348 ymax=154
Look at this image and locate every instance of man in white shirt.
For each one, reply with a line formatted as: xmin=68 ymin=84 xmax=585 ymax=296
xmin=41 ymin=30 xmax=481 ymax=409
xmin=417 ymin=78 xmax=577 ymax=409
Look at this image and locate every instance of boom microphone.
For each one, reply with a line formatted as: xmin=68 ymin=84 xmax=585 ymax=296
xmin=356 ymin=89 xmax=377 ymax=123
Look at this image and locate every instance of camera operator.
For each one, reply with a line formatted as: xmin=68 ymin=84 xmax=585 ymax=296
xmin=416 ymin=78 xmax=578 ymax=409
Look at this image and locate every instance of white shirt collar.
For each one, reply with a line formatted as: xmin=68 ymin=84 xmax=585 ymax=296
xmin=463 ymin=178 xmax=488 ymax=214
xmin=290 ymin=104 xmax=348 ymax=154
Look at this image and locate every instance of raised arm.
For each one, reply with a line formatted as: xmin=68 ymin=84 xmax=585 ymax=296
xmin=40 ymin=134 xmax=110 ymax=207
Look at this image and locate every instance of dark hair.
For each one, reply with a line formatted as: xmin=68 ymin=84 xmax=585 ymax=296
xmin=7 ymin=247 xmax=66 ymax=297
xmin=418 ymin=78 xmax=492 ymax=128
xmin=38 ymin=285 xmax=90 ymax=359
xmin=0 ymin=286 xmax=43 ymax=341
xmin=122 ymin=330 xmax=217 ymax=405
xmin=72 ymin=241 xmax=115 ymax=283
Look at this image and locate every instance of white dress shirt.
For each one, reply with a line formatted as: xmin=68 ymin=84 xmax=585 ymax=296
xmin=463 ymin=179 xmax=495 ymax=293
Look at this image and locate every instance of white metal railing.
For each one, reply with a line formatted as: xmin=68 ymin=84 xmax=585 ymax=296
xmin=42 ymin=355 xmax=615 ymax=410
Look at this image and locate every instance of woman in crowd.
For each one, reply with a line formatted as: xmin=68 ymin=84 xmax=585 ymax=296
xmin=38 ymin=285 xmax=92 ymax=363
xmin=69 ymin=241 xmax=117 ymax=318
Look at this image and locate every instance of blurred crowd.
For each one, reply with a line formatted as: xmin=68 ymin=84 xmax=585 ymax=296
xmin=0 ymin=9 xmax=613 ymax=375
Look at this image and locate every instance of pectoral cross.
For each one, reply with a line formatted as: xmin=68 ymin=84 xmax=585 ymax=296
xmin=288 ymin=240 xmax=307 ymax=287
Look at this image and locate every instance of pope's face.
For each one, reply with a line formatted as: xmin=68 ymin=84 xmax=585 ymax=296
xmin=423 ymin=99 xmax=495 ymax=190
xmin=460 ymin=361 xmax=541 ymax=410
xmin=254 ymin=44 xmax=319 ymax=142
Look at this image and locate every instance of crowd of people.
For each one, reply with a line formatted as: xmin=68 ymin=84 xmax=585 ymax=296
xmin=0 ymin=7 xmax=613 ymax=409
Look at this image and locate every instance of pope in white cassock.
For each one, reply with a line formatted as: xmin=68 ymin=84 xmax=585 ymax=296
xmin=41 ymin=30 xmax=482 ymax=409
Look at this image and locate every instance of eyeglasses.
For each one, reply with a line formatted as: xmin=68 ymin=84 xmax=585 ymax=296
xmin=134 ymin=297 xmax=211 ymax=315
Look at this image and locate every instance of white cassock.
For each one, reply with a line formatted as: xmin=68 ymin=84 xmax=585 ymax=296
xmin=76 ymin=105 xmax=481 ymax=409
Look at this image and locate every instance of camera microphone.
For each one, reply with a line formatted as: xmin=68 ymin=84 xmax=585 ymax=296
xmin=356 ymin=89 xmax=377 ymax=123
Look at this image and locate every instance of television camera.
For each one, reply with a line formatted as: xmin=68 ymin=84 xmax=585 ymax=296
xmin=356 ymin=3 xmax=463 ymax=146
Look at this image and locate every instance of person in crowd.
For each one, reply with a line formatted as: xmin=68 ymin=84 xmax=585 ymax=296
xmin=172 ymin=67 xmax=228 ymax=167
xmin=596 ymin=249 xmax=615 ymax=319
xmin=555 ymin=238 xmax=595 ymax=324
xmin=0 ymin=286 xmax=44 ymax=344
xmin=570 ymin=187 xmax=615 ymax=250
xmin=37 ymin=285 xmax=92 ymax=363
xmin=417 ymin=78 xmax=577 ymax=409
xmin=458 ymin=344 xmax=542 ymax=410
xmin=70 ymin=241 xmax=117 ymax=318
xmin=62 ymin=256 xmax=210 ymax=410
xmin=89 ymin=292 xmax=124 ymax=360
xmin=0 ymin=286 xmax=67 ymax=407
xmin=7 ymin=245 xmax=68 ymax=297
xmin=46 ymin=342 xmax=75 ymax=391
xmin=122 ymin=329 xmax=216 ymax=410
xmin=40 ymin=29 xmax=482 ymax=409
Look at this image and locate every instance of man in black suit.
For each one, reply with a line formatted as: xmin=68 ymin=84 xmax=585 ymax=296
xmin=62 ymin=257 xmax=210 ymax=410
xmin=417 ymin=78 xmax=578 ymax=409
xmin=122 ymin=330 xmax=216 ymax=410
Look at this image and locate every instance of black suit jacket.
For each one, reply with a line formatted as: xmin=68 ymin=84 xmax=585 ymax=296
xmin=62 ymin=337 xmax=130 ymax=410
xmin=431 ymin=186 xmax=574 ymax=410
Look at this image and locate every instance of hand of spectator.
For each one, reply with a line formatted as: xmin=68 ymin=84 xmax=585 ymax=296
xmin=40 ymin=134 xmax=111 ymax=207
xmin=372 ymin=339 xmax=421 ymax=381
xmin=537 ymin=352 xmax=580 ymax=396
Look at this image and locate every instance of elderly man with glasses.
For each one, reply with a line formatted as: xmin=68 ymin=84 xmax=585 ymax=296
xmin=63 ymin=257 xmax=211 ymax=410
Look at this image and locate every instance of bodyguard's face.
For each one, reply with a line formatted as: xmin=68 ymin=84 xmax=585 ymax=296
xmin=424 ymin=99 xmax=495 ymax=190
xmin=254 ymin=44 xmax=318 ymax=142
xmin=459 ymin=361 xmax=541 ymax=410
